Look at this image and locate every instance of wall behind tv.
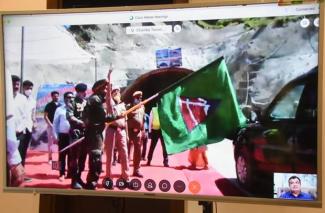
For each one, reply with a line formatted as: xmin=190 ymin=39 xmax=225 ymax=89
xmin=0 ymin=1 xmax=324 ymax=213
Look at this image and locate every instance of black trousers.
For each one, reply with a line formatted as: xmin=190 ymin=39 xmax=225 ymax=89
xmin=141 ymin=131 xmax=148 ymax=159
xmin=18 ymin=129 xmax=31 ymax=167
xmin=85 ymin=126 xmax=104 ymax=184
xmin=69 ymin=131 xmax=87 ymax=182
xmin=58 ymin=133 xmax=70 ymax=176
xmin=147 ymin=129 xmax=168 ymax=164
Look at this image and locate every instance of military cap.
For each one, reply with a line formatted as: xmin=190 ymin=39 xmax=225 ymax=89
xmin=132 ymin=91 xmax=143 ymax=97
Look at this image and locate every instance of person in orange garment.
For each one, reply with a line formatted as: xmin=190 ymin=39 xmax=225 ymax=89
xmin=188 ymin=145 xmax=209 ymax=170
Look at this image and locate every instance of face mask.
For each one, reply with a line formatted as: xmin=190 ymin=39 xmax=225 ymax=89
xmin=24 ymin=89 xmax=32 ymax=97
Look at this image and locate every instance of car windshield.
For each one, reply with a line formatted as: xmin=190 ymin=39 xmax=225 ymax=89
xmin=270 ymin=84 xmax=305 ymax=119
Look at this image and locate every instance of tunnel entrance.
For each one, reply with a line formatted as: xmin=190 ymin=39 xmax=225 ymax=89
xmin=121 ymin=67 xmax=193 ymax=112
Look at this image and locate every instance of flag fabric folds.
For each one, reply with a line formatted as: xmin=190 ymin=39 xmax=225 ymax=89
xmin=158 ymin=57 xmax=247 ymax=154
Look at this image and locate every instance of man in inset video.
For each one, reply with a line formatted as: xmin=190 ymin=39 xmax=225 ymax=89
xmin=280 ymin=175 xmax=315 ymax=200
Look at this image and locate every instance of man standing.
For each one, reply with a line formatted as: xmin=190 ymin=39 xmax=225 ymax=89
xmin=44 ymin=91 xmax=61 ymax=164
xmin=12 ymin=76 xmax=28 ymax=160
xmin=12 ymin=75 xmax=31 ymax=182
xmin=127 ymin=91 xmax=145 ymax=177
xmin=53 ymin=92 xmax=73 ymax=182
xmin=83 ymin=78 xmax=118 ymax=190
xmin=20 ymin=80 xmax=37 ymax=162
xmin=66 ymin=83 xmax=88 ymax=189
xmin=141 ymin=113 xmax=150 ymax=161
xmin=105 ymin=70 xmax=130 ymax=183
xmin=7 ymin=73 xmax=24 ymax=186
xmin=146 ymin=106 xmax=169 ymax=167
xmin=280 ymin=176 xmax=314 ymax=200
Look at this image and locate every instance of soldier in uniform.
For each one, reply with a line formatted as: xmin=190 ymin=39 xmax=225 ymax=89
xmin=66 ymin=83 xmax=88 ymax=189
xmin=127 ymin=91 xmax=145 ymax=177
xmin=83 ymin=77 xmax=122 ymax=190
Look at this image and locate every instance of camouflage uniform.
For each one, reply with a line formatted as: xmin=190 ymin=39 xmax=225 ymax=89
xmin=66 ymin=96 xmax=87 ymax=189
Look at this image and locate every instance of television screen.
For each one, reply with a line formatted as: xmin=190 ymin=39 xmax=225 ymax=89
xmin=1 ymin=2 xmax=321 ymax=206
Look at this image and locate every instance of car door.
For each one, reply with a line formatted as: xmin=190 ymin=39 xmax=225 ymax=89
xmin=260 ymin=82 xmax=306 ymax=172
xmin=293 ymin=79 xmax=317 ymax=173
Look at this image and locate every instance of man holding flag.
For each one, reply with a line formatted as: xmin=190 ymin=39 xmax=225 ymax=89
xmin=105 ymin=57 xmax=245 ymax=160
xmin=59 ymin=57 xmax=246 ymax=182
xmin=104 ymin=69 xmax=130 ymax=183
xmin=157 ymin=57 xmax=247 ymax=155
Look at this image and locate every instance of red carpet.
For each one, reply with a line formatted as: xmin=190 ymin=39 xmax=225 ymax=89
xmin=22 ymin=141 xmax=244 ymax=197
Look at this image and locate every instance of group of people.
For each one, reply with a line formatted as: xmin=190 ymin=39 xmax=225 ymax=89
xmin=6 ymin=69 xmax=209 ymax=190
xmin=42 ymin=69 xmax=170 ymax=190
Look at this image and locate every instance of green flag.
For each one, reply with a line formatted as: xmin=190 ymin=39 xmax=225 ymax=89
xmin=158 ymin=57 xmax=247 ymax=154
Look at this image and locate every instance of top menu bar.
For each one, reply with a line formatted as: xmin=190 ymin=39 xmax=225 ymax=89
xmin=3 ymin=3 xmax=319 ymax=27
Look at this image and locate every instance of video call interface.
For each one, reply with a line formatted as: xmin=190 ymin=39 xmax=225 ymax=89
xmin=3 ymin=3 xmax=320 ymax=201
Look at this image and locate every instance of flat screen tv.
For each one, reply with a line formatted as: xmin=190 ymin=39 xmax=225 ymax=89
xmin=0 ymin=1 xmax=322 ymax=207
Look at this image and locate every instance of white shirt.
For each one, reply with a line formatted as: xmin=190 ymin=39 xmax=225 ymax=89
xmin=7 ymin=116 xmax=21 ymax=166
xmin=53 ymin=105 xmax=70 ymax=138
xmin=25 ymin=96 xmax=36 ymax=132
xmin=13 ymin=93 xmax=28 ymax=133
xmin=6 ymin=73 xmax=21 ymax=166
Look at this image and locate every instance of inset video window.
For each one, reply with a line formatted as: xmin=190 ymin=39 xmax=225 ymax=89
xmin=274 ymin=173 xmax=317 ymax=200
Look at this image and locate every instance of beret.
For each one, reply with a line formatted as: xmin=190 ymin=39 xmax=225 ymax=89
xmin=75 ymin=83 xmax=87 ymax=92
xmin=92 ymin=79 xmax=108 ymax=92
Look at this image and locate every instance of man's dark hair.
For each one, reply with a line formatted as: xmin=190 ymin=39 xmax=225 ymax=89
xmin=63 ymin=91 xmax=73 ymax=99
xmin=288 ymin=176 xmax=301 ymax=184
xmin=51 ymin=91 xmax=59 ymax=96
xmin=11 ymin=75 xmax=20 ymax=82
xmin=22 ymin=80 xmax=34 ymax=87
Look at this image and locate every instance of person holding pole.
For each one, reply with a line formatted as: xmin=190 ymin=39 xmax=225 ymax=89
xmin=66 ymin=83 xmax=88 ymax=189
xmin=83 ymin=77 xmax=120 ymax=190
xmin=104 ymin=68 xmax=130 ymax=183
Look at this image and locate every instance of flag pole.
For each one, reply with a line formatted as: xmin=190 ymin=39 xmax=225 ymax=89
xmin=59 ymin=137 xmax=84 ymax=153
xmin=106 ymin=57 xmax=224 ymax=125
xmin=105 ymin=93 xmax=159 ymax=126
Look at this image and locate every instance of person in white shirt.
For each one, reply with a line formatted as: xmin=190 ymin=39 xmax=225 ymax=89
xmin=7 ymin=73 xmax=24 ymax=187
xmin=18 ymin=80 xmax=37 ymax=167
xmin=12 ymin=75 xmax=31 ymax=182
xmin=53 ymin=92 xmax=73 ymax=181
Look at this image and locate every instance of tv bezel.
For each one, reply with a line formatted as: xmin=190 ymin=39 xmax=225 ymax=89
xmin=0 ymin=0 xmax=323 ymax=207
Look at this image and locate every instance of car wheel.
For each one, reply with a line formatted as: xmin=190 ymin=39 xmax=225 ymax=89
xmin=235 ymin=147 xmax=253 ymax=189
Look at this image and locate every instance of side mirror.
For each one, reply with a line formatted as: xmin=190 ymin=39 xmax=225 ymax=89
xmin=241 ymin=105 xmax=261 ymax=123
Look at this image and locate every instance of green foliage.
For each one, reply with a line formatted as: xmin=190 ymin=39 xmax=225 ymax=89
xmin=243 ymin=18 xmax=270 ymax=29
xmin=66 ymin=24 xmax=100 ymax=49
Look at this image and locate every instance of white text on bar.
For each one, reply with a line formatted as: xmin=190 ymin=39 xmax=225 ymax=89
xmin=126 ymin=25 xmax=172 ymax=35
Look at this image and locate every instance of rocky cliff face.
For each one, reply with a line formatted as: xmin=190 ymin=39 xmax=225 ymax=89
xmin=67 ymin=15 xmax=318 ymax=106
